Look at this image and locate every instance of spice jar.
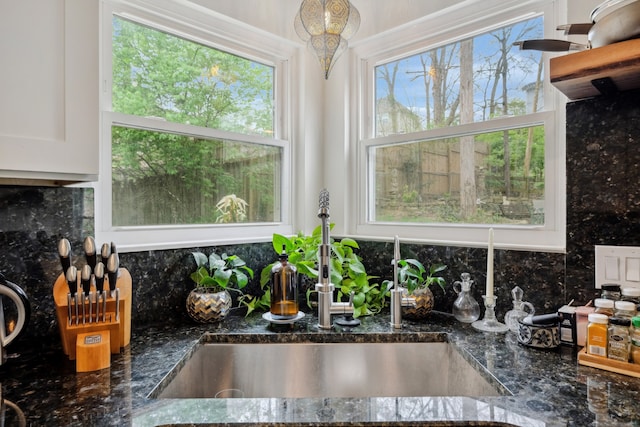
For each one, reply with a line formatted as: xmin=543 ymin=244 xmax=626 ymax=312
xmin=575 ymin=305 xmax=596 ymax=347
xmin=587 ymin=313 xmax=609 ymax=357
xmin=631 ymin=316 xmax=640 ymax=364
xmin=594 ymin=298 xmax=614 ymax=317
xmin=614 ymin=300 xmax=637 ymax=319
xmin=622 ymin=287 xmax=640 ymax=310
xmin=601 ymin=283 xmax=621 ymax=300
xmin=608 ymin=316 xmax=631 ymax=362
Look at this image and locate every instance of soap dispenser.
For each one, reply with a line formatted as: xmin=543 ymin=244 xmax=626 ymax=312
xmin=504 ymin=286 xmax=535 ymax=333
xmin=270 ymin=246 xmax=298 ymax=319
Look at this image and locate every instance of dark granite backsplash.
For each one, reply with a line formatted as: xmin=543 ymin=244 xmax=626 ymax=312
xmin=565 ymin=89 xmax=640 ymax=304
xmin=1 ymin=90 xmax=637 ymax=343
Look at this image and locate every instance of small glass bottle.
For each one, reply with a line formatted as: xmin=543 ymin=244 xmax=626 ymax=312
xmin=504 ymin=286 xmax=535 ymax=333
xmin=270 ymin=246 xmax=298 ymax=319
xmin=600 ymin=283 xmax=621 ymax=300
xmin=594 ymin=298 xmax=614 ymax=317
xmin=622 ymin=287 xmax=640 ymax=311
xmin=452 ymin=272 xmax=480 ymax=323
xmin=587 ymin=313 xmax=608 ymax=357
xmin=631 ymin=316 xmax=640 ymax=364
xmin=607 ymin=316 xmax=631 ymax=362
xmin=614 ymin=300 xmax=636 ymax=319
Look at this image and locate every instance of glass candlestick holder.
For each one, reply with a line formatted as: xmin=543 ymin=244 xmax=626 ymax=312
xmin=472 ymin=295 xmax=509 ymax=333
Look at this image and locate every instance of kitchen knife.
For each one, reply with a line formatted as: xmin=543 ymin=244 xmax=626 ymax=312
xmin=94 ymin=262 xmax=105 ymax=294
xmin=65 ymin=265 xmax=78 ymax=325
xmin=106 ymin=253 xmax=119 ymax=298
xmin=58 ymin=238 xmax=71 ymax=275
xmin=94 ymin=262 xmax=105 ymax=322
xmin=83 ymin=236 xmax=97 ymax=270
xmin=81 ymin=264 xmax=92 ymax=296
xmin=100 ymin=243 xmax=111 ymax=265
xmin=110 ymin=242 xmax=119 ymax=275
xmin=81 ymin=264 xmax=92 ymax=324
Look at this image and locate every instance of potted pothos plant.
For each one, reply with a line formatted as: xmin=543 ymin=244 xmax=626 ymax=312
xmin=383 ymin=259 xmax=446 ymax=320
xmin=260 ymin=226 xmax=389 ymax=318
xmin=186 ymin=251 xmax=254 ymax=323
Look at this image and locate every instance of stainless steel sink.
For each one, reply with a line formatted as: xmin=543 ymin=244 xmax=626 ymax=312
xmin=149 ymin=333 xmax=508 ymax=399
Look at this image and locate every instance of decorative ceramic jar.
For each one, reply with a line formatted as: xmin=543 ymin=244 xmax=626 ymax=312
xmin=186 ymin=288 xmax=232 ymax=323
xmin=517 ymin=317 xmax=560 ymax=349
xmin=401 ymin=286 xmax=434 ymax=320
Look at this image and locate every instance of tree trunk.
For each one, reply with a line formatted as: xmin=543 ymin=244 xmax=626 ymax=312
xmin=459 ymin=39 xmax=476 ymax=219
xmin=524 ymin=55 xmax=543 ymax=183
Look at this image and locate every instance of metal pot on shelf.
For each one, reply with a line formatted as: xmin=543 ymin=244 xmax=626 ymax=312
xmin=514 ymin=0 xmax=640 ymax=52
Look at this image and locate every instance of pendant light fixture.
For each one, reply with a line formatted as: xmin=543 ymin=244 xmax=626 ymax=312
xmin=294 ymin=0 xmax=360 ymax=79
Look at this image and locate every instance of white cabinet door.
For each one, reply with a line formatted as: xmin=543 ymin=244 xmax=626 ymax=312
xmin=0 ymin=0 xmax=98 ymax=184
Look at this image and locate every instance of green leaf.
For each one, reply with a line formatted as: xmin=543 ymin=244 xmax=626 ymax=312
xmin=235 ymin=271 xmax=249 ymax=289
xmin=340 ymin=238 xmax=359 ymax=249
xmin=297 ymin=262 xmax=318 ymax=278
xmin=349 ymin=259 xmax=366 ymax=276
xmin=260 ymin=262 xmax=274 ymax=286
xmin=210 ymin=258 xmax=226 ymax=271
xmin=272 ymin=234 xmax=292 ymax=254
xmin=209 ymin=252 xmax=222 ymax=266
xmin=352 ymin=292 xmax=366 ymax=307
xmin=311 ymin=225 xmax=322 ymax=238
xmin=192 ymin=252 xmax=208 ymax=268
xmin=214 ymin=268 xmax=232 ymax=285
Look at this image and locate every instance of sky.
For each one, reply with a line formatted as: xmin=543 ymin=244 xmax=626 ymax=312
xmin=375 ymin=16 xmax=544 ymax=127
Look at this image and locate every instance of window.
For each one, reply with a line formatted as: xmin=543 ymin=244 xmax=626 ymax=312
xmin=355 ymin=0 xmax=564 ymax=251
xmin=97 ymin=3 xmax=296 ymax=251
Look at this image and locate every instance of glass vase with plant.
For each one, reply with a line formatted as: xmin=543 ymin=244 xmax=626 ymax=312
xmin=186 ymin=251 xmax=253 ymax=323
xmin=383 ymin=259 xmax=446 ymax=320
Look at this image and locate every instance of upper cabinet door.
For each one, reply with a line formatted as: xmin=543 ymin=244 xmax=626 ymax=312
xmin=0 ymin=0 xmax=98 ymax=184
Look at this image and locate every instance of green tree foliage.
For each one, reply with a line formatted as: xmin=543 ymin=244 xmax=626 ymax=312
xmin=110 ymin=17 xmax=277 ymax=225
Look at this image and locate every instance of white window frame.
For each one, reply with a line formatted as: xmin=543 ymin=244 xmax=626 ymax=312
xmin=96 ymin=0 xmax=299 ymax=252
xmin=351 ymin=0 xmax=566 ymax=252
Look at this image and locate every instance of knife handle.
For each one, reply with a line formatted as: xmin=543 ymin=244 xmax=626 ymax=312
xmin=58 ymin=238 xmax=72 ymax=275
xmin=81 ymin=264 xmax=92 ymax=295
xmin=106 ymin=253 xmax=119 ymax=293
xmin=65 ymin=265 xmax=78 ymax=297
xmin=83 ymin=236 xmax=97 ymax=270
xmin=100 ymin=243 xmax=111 ymax=265
xmin=94 ymin=262 xmax=105 ymax=294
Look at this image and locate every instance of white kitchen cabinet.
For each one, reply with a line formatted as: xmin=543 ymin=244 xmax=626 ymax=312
xmin=0 ymin=0 xmax=98 ymax=184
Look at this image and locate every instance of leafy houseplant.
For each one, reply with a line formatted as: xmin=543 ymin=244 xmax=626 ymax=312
xmin=186 ymin=251 xmax=254 ymax=323
xmin=392 ymin=259 xmax=446 ymax=294
xmin=260 ymin=226 xmax=389 ymax=318
xmin=383 ymin=259 xmax=446 ymax=320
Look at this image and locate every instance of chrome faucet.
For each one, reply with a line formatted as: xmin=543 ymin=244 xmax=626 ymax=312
xmin=390 ymin=235 xmax=416 ymax=329
xmin=315 ymin=189 xmax=354 ymax=330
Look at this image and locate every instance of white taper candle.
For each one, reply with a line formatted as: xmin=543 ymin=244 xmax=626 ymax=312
xmin=486 ymin=228 xmax=494 ymax=301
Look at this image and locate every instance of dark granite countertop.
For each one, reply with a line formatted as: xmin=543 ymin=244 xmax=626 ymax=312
xmin=1 ymin=311 xmax=640 ymax=426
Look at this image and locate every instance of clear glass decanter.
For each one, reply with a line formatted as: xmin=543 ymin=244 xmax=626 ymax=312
xmin=452 ymin=272 xmax=481 ymax=323
xmin=504 ymin=286 xmax=535 ymax=333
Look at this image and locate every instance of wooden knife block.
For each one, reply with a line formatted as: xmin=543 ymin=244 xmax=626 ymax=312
xmin=53 ymin=268 xmax=131 ymax=360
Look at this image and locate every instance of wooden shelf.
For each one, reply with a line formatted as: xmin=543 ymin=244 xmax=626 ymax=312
xmin=577 ymin=348 xmax=640 ymax=378
xmin=550 ymin=38 xmax=640 ymax=100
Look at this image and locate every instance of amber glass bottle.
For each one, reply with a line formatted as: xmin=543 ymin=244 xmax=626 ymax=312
xmin=270 ymin=247 xmax=298 ymax=319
